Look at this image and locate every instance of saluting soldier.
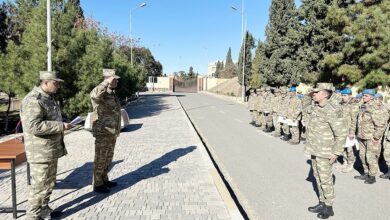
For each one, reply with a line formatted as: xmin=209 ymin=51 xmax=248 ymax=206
xmin=21 ymin=71 xmax=73 ymax=220
xmin=354 ymin=89 xmax=389 ymax=184
xmin=90 ymin=69 xmax=122 ymax=193
xmin=303 ymin=83 xmax=347 ymax=219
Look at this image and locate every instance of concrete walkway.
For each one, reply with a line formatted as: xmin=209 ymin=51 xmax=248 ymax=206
xmin=0 ymin=93 xmax=241 ymax=220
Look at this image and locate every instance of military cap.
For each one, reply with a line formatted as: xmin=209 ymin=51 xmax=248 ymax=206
xmin=256 ymin=88 xmax=261 ymax=92
xmin=265 ymin=87 xmax=271 ymax=91
xmin=341 ymin=88 xmax=352 ymax=95
xmin=313 ymin=83 xmax=334 ymax=92
xmin=280 ymin=86 xmax=288 ymax=94
xmin=249 ymin=89 xmax=254 ymax=93
xmin=103 ymin=69 xmax=120 ymax=79
xmin=39 ymin=71 xmax=63 ymax=82
xmin=355 ymin=93 xmax=363 ymax=98
xmin=273 ymin=88 xmax=280 ymax=93
xmin=362 ymin=89 xmax=376 ymax=96
xmin=288 ymin=87 xmax=297 ymax=92
xmin=374 ymin=93 xmax=383 ymax=98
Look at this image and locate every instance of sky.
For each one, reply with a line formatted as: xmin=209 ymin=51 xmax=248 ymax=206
xmin=3 ymin=0 xmax=300 ymax=74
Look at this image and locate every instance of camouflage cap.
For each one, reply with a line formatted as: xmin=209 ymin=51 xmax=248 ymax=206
xmin=265 ymin=87 xmax=271 ymax=91
xmin=313 ymin=83 xmax=334 ymax=92
xmin=39 ymin=71 xmax=64 ymax=82
xmin=256 ymin=88 xmax=262 ymax=93
xmin=103 ymin=69 xmax=120 ymax=79
xmin=273 ymin=88 xmax=280 ymax=93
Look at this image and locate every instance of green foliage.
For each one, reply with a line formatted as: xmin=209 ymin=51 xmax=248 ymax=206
xmin=262 ymin=0 xmax=300 ymax=86
xmin=121 ymin=46 xmax=163 ymax=77
xmin=238 ymin=31 xmax=255 ymax=85
xmin=221 ymin=47 xmax=237 ymax=78
xmin=0 ymin=0 xmax=152 ymax=119
xmin=250 ymin=41 xmax=266 ymax=88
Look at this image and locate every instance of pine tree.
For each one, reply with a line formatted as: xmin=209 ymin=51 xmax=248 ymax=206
xmin=250 ymin=41 xmax=266 ymax=88
xmin=221 ymin=47 xmax=237 ymax=78
xmin=238 ymin=31 xmax=255 ymax=86
xmin=263 ymin=0 xmax=299 ymax=86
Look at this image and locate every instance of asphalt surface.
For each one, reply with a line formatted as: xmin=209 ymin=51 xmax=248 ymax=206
xmin=177 ymin=93 xmax=390 ymax=220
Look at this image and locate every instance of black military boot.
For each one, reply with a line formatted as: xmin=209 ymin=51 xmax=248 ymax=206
xmin=104 ymin=180 xmax=118 ymax=188
xmin=379 ymin=171 xmax=390 ymax=179
xmin=308 ymin=202 xmax=325 ymax=213
xmin=317 ymin=205 xmax=334 ymax=219
xmin=354 ymin=173 xmax=368 ymax=180
xmin=364 ymin=175 xmax=376 ymax=184
xmin=93 ymin=185 xmax=110 ymax=193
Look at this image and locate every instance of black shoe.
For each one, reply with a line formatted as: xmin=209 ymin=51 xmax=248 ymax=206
xmin=50 ymin=210 xmax=63 ymax=218
xmin=308 ymin=202 xmax=325 ymax=213
xmin=364 ymin=176 xmax=376 ymax=184
xmin=93 ymin=185 xmax=110 ymax=193
xmin=379 ymin=172 xmax=390 ymax=179
xmin=354 ymin=174 xmax=368 ymax=180
xmin=317 ymin=205 xmax=334 ymax=219
xmin=104 ymin=181 xmax=118 ymax=188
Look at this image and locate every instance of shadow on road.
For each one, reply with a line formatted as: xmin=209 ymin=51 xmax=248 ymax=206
xmin=121 ymin=123 xmax=143 ymax=133
xmin=52 ymin=146 xmax=197 ymax=219
xmin=126 ymin=94 xmax=185 ymax=119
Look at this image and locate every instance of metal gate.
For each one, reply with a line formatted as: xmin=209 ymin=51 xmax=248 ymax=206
xmin=173 ymin=76 xmax=198 ymax=93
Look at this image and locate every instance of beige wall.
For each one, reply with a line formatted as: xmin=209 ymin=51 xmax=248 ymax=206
xmin=145 ymin=77 xmax=171 ymax=92
xmin=202 ymin=77 xmax=230 ymax=91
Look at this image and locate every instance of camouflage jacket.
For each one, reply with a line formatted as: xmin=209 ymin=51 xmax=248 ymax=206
xmin=263 ymin=94 xmax=273 ymax=113
xmin=20 ymin=86 xmax=66 ymax=163
xmin=90 ymin=81 xmax=122 ymax=137
xmin=303 ymin=96 xmax=347 ymax=158
xmin=248 ymin=94 xmax=257 ymax=111
xmin=287 ymin=96 xmax=302 ymax=120
xmin=271 ymin=95 xmax=281 ymax=114
xmin=280 ymin=96 xmax=290 ymax=117
xmin=341 ymin=99 xmax=359 ymax=136
xmin=357 ymin=99 xmax=389 ymax=140
xmin=255 ymin=95 xmax=263 ymax=112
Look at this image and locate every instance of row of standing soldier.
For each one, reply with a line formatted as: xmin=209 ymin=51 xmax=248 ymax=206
xmin=20 ymin=69 xmax=121 ymax=220
xmin=247 ymin=84 xmax=390 ymax=219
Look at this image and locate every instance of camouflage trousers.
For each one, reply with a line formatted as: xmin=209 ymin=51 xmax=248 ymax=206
xmin=384 ymin=140 xmax=390 ymax=168
xmin=256 ymin=111 xmax=263 ymax=127
xmin=311 ymin=156 xmax=334 ymax=206
xmin=289 ymin=125 xmax=300 ymax=143
xmin=250 ymin=110 xmax=257 ymax=123
xmin=342 ymin=146 xmax=356 ymax=166
xmin=358 ymin=139 xmax=381 ymax=176
xmin=282 ymin=123 xmax=290 ymax=136
xmin=26 ymin=160 xmax=58 ymax=220
xmin=263 ymin=113 xmax=273 ymax=129
xmin=93 ymin=135 xmax=117 ymax=186
xmin=272 ymin=115 xmax=281 ymax=136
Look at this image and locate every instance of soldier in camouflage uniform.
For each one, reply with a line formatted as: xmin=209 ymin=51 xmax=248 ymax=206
xmin=254 ymin=88 xmax=262 ymax=127
xmin=248 ymin=89 xmax=257 ymax=125
xmin=340 ymin=88 xmax=359 ymax=173
xmin=380 ymin=94 xmax=390 ymax=179
xmin=271 ymin=88 xmax=282 ymax=137
xmin=21 ymin=71 xmax=73 ymax=220
xmin=286 ymin=87 xmax=302 ymax=145
xmin=256 ymin=88 xmax=265 ymax=128
xmin=280 ymin=88 xmax=291 ymax=141
xmin=303 ymin=83 xmax=347 ymax=219
xmin=90 ymin=69 xmax=122 ymax=193
xmin=354 ymin=89 xmax=389 ymax=184
xmin=263 ymin=87 xmax=274 ymax=132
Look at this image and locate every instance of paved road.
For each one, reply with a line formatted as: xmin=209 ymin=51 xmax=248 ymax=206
xmin=0 ymin=94 xmax=238 ymax=220
xmin=178 ymin=93 xmax=390 ymax=220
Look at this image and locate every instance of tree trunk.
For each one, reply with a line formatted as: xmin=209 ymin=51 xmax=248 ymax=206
xmin=4 ymin=93 xmax=11 ymax=132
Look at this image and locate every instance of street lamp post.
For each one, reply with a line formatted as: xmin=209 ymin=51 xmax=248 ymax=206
xmin=130 ymin=2 xmax=147 ymax=67
xmin=47 ymin=0 xmax=52 ymax=71
xmin=232 ymin=0 xmax=246 ymax=102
